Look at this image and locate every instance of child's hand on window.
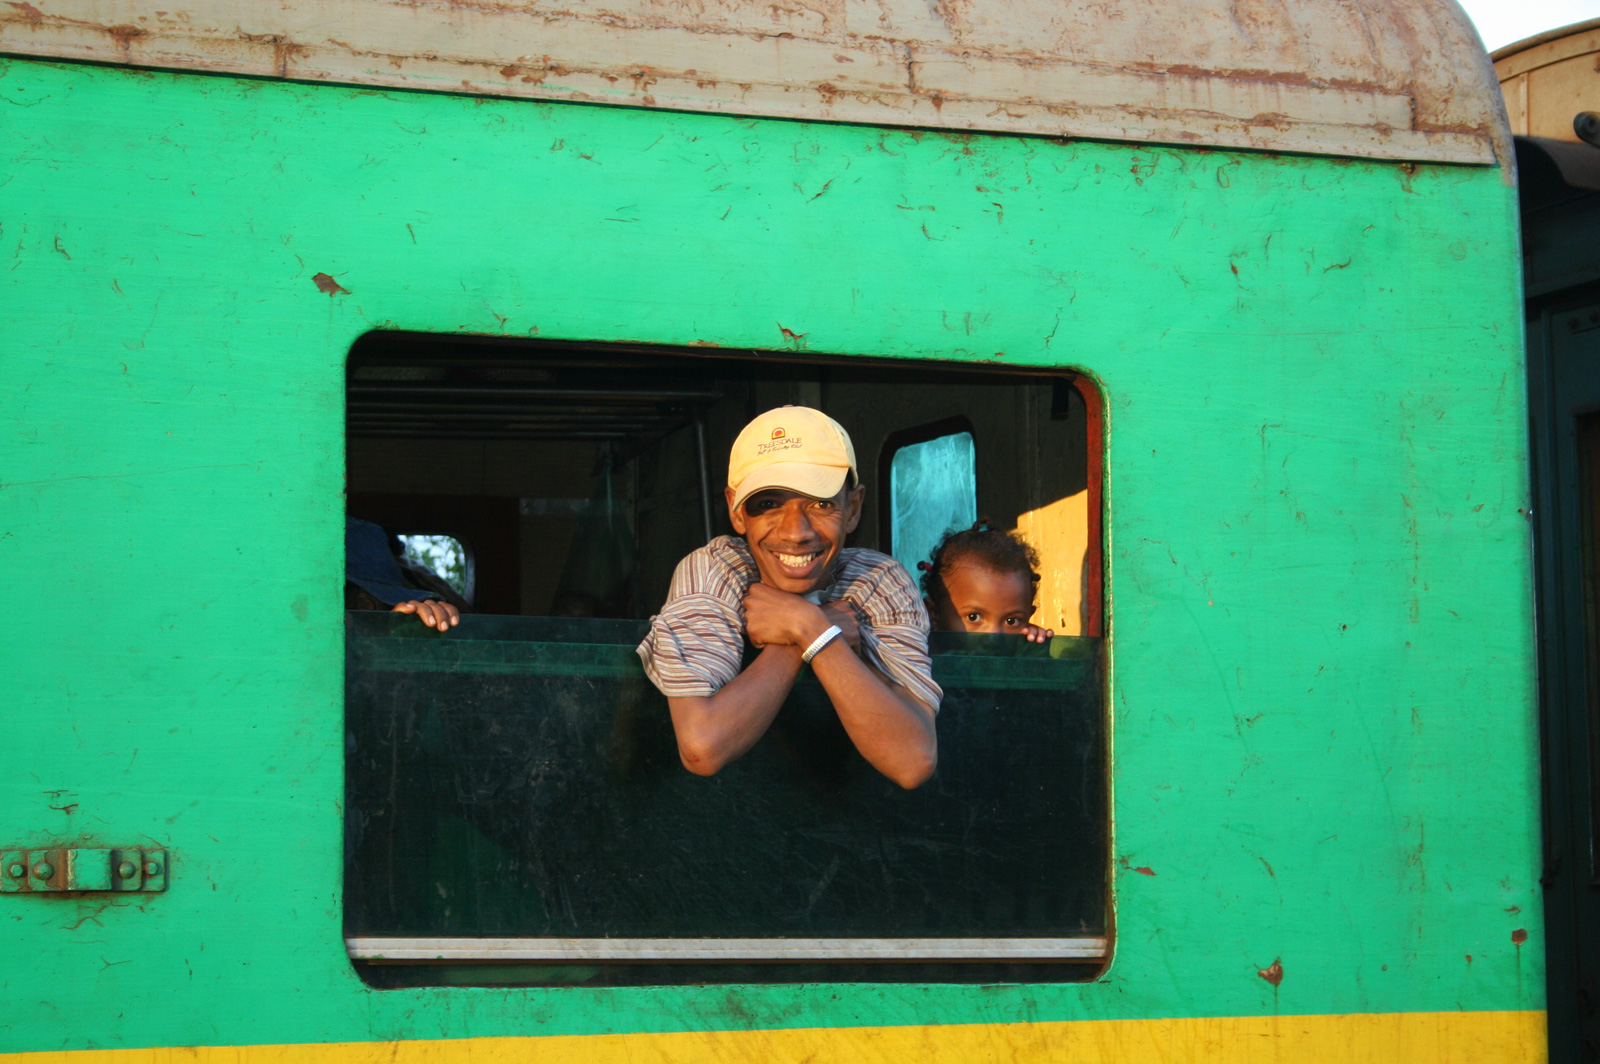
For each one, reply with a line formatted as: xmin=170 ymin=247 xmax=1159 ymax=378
xmin=1019 ymin=623 xmax=1054 ymax=644
xmin=391 ymin=599 xmax=460 ymax=631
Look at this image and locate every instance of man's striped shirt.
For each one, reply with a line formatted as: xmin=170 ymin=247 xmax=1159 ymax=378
xmin=637 ymin=535 xmax=942 ymax=712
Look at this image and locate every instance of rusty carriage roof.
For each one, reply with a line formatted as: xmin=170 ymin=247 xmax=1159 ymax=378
xmin=0 ymin=0 xmax=1509 ymax=166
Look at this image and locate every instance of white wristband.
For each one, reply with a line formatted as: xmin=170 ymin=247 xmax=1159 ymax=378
xmin=801 ymin=624 xmax=843 ymax=663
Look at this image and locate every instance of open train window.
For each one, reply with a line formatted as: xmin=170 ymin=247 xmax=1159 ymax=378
xmin=342 ymin=333 xmax=1106 ymax=986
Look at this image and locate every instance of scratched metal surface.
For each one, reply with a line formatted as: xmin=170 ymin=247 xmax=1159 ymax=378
xmin=0 ymin=56 xmax=1536 ymax=1058
xmin=0 ymin=0 xmax=1509 ymax=166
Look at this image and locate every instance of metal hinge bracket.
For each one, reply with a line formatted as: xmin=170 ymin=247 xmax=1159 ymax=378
xmin=0 ymin=848 xmax=168 ymax=893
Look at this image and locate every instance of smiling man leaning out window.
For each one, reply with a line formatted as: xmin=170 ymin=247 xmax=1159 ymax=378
xmin=636 ymin=406 xmax=941 ymax=789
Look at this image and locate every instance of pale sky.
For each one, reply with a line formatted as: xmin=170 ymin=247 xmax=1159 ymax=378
xmin=1456 ymin=0 xmax=1600 ymax=51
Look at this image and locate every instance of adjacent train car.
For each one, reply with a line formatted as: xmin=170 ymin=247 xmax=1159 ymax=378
xmin=0 ymin=0 xmax=1541 ymax=1059
xmin=1498 ymin=19 xmax=1600 ymax=1062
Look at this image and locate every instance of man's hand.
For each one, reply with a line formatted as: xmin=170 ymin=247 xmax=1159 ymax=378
xmin=821 ymin=599 xmax=863 ymax=653
xmin=743 ymin=583 xmax=830 ymax=649
xmin=391 ymin=599 xmax=459 ymax=631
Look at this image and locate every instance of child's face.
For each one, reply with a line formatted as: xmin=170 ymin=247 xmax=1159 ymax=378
xmin=933 ymin=562 xmax=1036 ymax=634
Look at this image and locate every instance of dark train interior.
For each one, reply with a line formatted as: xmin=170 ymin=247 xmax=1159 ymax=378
xmin=345 ymin=331 xmax=1099 ymax=633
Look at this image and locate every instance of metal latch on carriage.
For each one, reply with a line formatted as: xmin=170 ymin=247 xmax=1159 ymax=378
xmin=0 ymin=848 xmax=168 ymax=892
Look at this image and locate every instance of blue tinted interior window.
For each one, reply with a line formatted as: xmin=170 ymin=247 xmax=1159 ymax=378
xmin=890 ymin=431 xmax=977 ymax=580
xmin=398 ymin=534 xmax=470 ymax=600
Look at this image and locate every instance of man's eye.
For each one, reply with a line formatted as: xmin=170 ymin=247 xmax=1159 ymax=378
xmin=812 ymin=501 xmax=837 ymax=513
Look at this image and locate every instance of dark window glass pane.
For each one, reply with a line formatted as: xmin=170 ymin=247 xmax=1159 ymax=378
xmin=344 ymin=612 xmax=1107 ymax=986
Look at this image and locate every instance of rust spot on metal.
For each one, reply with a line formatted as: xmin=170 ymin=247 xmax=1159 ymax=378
xmin=105 ymin=23 xmax=145 ymax=49
xmin=1133 ymin=865 xmax=1155 ymax=876
xmin=1512 ymin=928 xmax=1528 ymax=945
xmin=1243 ymin=112 xmax=1292 ymax=131
xmin=1258 ymin=958 xmax=1284 ymax=986
xmin=6 ymin=1 xmax=43 ymax=20
xmin=776 ymin=323 xmax=808 ymax=346
xmin=236 ymin=30 xmax=307 ymax=75
xmin=1396 ymin=162 xmax=1419 ymax=195
xmin=1151 ymin=63 xmax=1395 ymax=99
xmin=53 ymin=236 xmax=71 ymax=260
xmin=312 ymin=272 xmax=350 ymax=296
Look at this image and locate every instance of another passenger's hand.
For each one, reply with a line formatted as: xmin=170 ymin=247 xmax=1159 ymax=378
xmin=821 ymin=599 xmax=862 ymax=653
xmin=1019 ymin=623 xmax=1054 ymax=644
xmin=743 ymin=583 xmax=829 ymax=649
xmin=391 ymin=599 xmax=459 ymax=631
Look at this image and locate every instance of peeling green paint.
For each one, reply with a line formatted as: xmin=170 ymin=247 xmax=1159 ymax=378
xmin=0 ymin=57 xmax=1535 ymax=1052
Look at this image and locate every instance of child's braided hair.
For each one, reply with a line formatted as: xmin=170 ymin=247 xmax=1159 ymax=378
xmin=918 ymin=519 xmax=1041 ymax=604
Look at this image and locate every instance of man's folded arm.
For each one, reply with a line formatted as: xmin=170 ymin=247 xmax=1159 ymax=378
xmin=808 ymin=639 xmax=938 ymax=790
xmin=843 ymin=561 xmax=945 ymax=716
xmin=642 ymin=591 xmax=807 ymax=777
xmin=666 ymin=645 xmax=804 ymax=776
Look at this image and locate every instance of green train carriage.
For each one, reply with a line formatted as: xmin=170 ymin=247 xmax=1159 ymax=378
xmin=0 ymin=0 xmax=1542 ymax=1059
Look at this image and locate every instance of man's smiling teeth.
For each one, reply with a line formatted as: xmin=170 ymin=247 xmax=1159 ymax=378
xmin=775 ymin=551 xmax=821 ymax=567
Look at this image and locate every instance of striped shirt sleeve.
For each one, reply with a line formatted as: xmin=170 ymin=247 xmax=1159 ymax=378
xmin=833 ymin=551 xmax=944 ymax=714
xmin=637 ymin=539 xmax=749 ymax=698
xmin=637 ymin=540 xmax=941 ymax=712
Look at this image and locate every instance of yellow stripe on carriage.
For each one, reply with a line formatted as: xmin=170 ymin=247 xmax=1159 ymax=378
xmin=3 ymin=1009 xmax=1547 ymax=1063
